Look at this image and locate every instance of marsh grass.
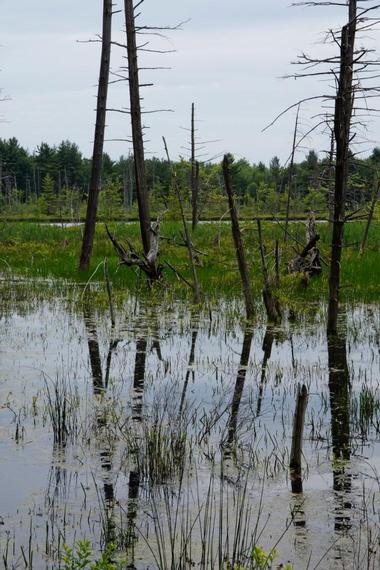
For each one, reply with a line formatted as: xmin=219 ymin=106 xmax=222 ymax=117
xmin=0 ymin=220 xmax=379 ymax=303
xmin=44 ymin=374 xmax=80 ymax=447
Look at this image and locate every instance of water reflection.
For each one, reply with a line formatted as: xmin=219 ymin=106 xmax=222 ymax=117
xmin=257 ymin=326 xmax=275 ymax=417
xmin=328 ymin=323 xmax=352 ymax=533
xmin=83 ymin=305 xmax=117 ymax=544
xmin=225 ymin=327 xmax=254 ymax=450
xmin=179 ymin=326 xmax=198 ymax=416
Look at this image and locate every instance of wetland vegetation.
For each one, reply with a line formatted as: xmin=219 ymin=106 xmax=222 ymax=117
xmin=0 ymin=214 xmax=380 ymax=569
xmin=2 ymin=1 xmax=380 ymax=568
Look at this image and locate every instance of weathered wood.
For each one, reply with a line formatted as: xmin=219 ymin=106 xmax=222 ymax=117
xmin=257 ymin=219 xmax=281 ymax=323
xmin=327 ymin=0 xmax=357 ymax=335
xmin=222 ymin=154 xmax=255 ymax=319
xmin=288 ymin=232 xmax=321 ymax=277
xmin=359 ymin=178 xmax=380 ymax=256
xmin=124 ymin=0 xmax=151 ymax=256
xmin=290 ymin=384 xmax=308 ymax=493
xmin=106 ymin=222 xmax=163 ymax=282
xmin=79 ymin=0 xmax=112 ymax=271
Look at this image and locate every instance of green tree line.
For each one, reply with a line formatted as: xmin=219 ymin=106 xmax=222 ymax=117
xmin=1 ymin=137 xmax=379 ymax=219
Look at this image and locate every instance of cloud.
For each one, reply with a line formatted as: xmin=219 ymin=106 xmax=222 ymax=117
xmin=0 ymin=0 xmax=378 ymax=164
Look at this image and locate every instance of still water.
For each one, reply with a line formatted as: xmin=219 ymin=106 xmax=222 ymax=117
xmin=1 ymin=282 xmax=380 ymax=569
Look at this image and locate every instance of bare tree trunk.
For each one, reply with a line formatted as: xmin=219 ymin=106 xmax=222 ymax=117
xmin=359 ymin=178 xmax=380 ymax=255
xmin=327 ymin=0 xmax=357 ymax=335
xmin=327 ymin=126 xmax=335 ymax=225
xmin=124 ymin=0 xmax=151 ymax=255
xmin=284 ymin=104 xmax=300 ymax=243
xmin=79 ymin=0 xmax=112 ymax=271
xmin=257 ymin=219 xmax=281 ymax=323
xmin=191 ymin=103 xmax=198 ymax=230
xmin=192 ymin=161 xmax=200 ymax=231
xmin=222 ymin=154 xmax=255 ymax=319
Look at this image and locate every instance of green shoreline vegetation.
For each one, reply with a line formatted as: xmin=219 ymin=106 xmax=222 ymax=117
xmin=0 ymin=219 xmax=379 ymax=305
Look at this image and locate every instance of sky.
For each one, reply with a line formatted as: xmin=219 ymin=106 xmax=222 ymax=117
xmin=0 ymin=0 xmax=379 ymax=165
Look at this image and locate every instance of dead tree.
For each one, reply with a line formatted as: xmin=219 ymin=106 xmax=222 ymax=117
xmin=180 ymin=102 xmax=220 ymax=230
xmin=106 ymin=219 xmax=163 ymax=282
xmin=327 ymin=0 xmax=357 ymax=334
xmin=124 ymin=0 xmax=152 ymax=255
xmin=257 ymin=219 xmax=282 ymax=323
xmin=288 ymin=212 xmax=322 ymax=278
xmin=79 ymin=0 xmax=112 ymax=271
xmin=266 ymin=1 xmax=380 ymax=333
xmin=191 ymin=103 xmax=198 ymax=230
xmin=359 ymin=177 xmax=380 ymax=255
xmin=284 ymin=104 xmax=300 ymax=242
xmin=222 ymin=154 xmax=255 ymax=319
xmin=163 ymin=136 xmax=201 ymax=303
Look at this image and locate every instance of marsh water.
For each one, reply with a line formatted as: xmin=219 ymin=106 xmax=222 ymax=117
xmin=1 ymin=281 xmax=380 ymax=569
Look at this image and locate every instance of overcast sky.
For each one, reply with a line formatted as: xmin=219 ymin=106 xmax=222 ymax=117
xmin=1 ymin=1 xmax=379 ymax=164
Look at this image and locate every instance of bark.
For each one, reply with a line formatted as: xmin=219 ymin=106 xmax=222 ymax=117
xmin=327 ymin=0 xmax=357 ymax=334
xmin=79 ymin=0 xmax=112 ymax=271
xmin=192 ymin=161 xmax=200 ymax=231
xmin=222 ymin=154 xmax=255 ymax=319
xmin=327 ymin=127 xmax=335 ymax=225
xmin=191 ymin=103 xmax=199 ymax=230
xmin=124 ymin=0 xmax=151 ymax=255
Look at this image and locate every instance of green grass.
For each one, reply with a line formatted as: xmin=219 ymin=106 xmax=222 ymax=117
xmin=0 ymin=219 xmax=379 ymax=303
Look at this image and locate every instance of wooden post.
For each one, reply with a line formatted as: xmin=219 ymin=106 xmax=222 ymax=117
xmin=222 ymin=154 xmax=255 ymax=319
xmin=290 ymin=384 xmax=308 ymax=493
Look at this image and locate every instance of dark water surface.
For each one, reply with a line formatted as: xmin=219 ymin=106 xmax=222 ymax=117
xmin=1 ymin=283 xmax=380 ymax=569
